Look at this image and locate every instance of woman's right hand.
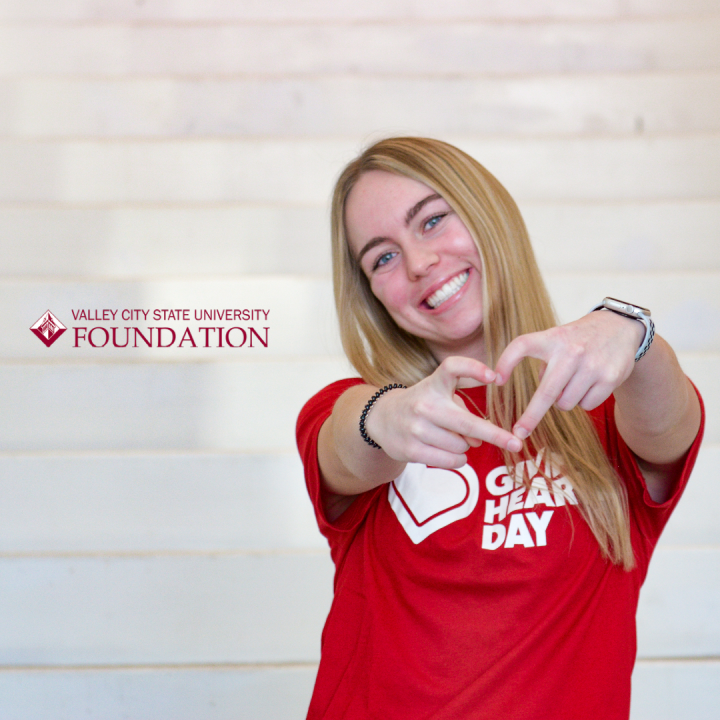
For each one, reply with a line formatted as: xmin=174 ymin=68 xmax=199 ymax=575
xmin=364 ymin=356 xmax=522 ymax=470
xmin=319 ymin=357 xmax=522 ymax=503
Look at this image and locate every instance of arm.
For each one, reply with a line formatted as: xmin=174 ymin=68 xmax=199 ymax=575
xmin=612 ymin=335 xmax=701 ymax=502
xmin=494 ymin=309 xmax=702 ymax=503
xmin=318 ymin=357 xmax=523 ymax=520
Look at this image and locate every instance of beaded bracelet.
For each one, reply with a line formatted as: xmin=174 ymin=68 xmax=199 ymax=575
xmin=359 ymin=383 xmax=407 ymax=449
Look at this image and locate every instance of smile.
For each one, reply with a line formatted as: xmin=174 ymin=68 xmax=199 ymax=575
xmin=425 ymin=271 xmax=470 ymax=309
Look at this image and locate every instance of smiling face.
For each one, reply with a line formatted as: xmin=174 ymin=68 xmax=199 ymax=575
xmin=345 ymin=170 xmax=486 ymax=363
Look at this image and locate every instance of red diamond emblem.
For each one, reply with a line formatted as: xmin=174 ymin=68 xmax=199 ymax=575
xmin=30 ymin=310 xmax=67 ymax=347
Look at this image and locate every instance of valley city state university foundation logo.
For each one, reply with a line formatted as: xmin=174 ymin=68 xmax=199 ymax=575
xmin=30 ymin=310 xmax=67 ymax=347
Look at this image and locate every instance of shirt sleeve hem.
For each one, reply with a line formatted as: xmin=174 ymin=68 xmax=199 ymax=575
xmin=296 ymin=377 xmax=384 ymax=539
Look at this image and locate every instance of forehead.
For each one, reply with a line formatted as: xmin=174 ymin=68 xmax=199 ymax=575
xmin=344 ymin=170 xmax=438 ymax=252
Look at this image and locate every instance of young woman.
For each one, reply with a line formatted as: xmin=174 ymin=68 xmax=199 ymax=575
xmin=296 ymin=137 xmax=703 ymax=720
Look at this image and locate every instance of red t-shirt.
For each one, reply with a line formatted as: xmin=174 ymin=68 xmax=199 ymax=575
xmin=296 ymin=379 xmax=704 ymax=720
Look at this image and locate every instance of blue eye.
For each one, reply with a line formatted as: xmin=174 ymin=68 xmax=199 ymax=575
xmin=373 ymin=251 xmax=396 ymax=270
xmin=424 ymin=214 xmax=445 ymax=231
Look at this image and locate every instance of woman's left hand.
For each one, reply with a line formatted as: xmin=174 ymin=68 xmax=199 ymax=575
xmin=494 ymin=310 xmax=644 ymax=441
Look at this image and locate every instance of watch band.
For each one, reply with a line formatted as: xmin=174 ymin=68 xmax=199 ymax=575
xmin=590 ymin=297 xmax=655 ymax=362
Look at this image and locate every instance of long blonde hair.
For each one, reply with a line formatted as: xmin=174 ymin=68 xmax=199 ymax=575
xmin=331 ymin=137 xmax=634 ymax=569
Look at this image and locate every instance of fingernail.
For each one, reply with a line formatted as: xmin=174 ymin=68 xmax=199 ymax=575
xmin=508 ymin=438 xmax=522 ymax=453
xmin=513 ymin=426 xmax=529 ymax=440
xmin=494 ymin=374 xmax=503 ymax=385
xmin=486 ymin=370 xmax=496 ymax=382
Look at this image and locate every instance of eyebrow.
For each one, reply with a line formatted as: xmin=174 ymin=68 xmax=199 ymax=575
xmin=355 ymin=193 xmax=442 ymax=265
xmin=405 ymin=193 xmax=441 ymax=225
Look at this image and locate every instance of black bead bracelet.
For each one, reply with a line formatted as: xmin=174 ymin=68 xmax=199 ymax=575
xmin=359 ymin=383 xmax=407 ymax=449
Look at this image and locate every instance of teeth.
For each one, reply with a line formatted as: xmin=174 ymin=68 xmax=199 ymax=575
xmin=426 ymin=271 xmax=470 ymax=309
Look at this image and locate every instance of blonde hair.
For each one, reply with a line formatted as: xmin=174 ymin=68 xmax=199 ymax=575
xmin=331 ymin=137 xmax=634 ymax=569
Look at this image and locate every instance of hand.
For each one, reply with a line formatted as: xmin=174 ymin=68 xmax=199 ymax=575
xmin=365 ymin=356 xmax=523 ymax=469
xmin=494 ymin=310 xmax=644 ymax=441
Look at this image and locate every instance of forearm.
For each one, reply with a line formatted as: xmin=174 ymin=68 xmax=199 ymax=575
xmin=613 ymin=335 xmax=701 ymax=465
xmin=318 ymin=384 xmax=407 ymax=497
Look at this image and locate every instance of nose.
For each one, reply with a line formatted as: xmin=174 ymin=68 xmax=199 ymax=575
xmin=405 ymin=242 xmax=439 ymax=280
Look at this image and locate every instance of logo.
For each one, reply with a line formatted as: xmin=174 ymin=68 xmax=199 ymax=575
xmin=388 ymin=463 xmax=480 ymax=543
xmin=30 ymin=310 xmax=67 ymax=347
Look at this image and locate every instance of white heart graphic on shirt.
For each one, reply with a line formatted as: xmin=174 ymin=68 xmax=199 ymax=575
xmin=388 ymin=463 xmax=479 ymax=544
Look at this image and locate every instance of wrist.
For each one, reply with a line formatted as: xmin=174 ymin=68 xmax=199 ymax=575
xmin=589 ymin=297 xmax=655 ymax=362
xmin=359 ymin=384 xmax=406 ymax=449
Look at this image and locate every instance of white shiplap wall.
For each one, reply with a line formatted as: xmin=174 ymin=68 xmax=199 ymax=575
xmin=0 ymin=2 xmax=718 ymax=718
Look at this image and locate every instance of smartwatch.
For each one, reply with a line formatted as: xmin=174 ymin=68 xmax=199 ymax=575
xmin=590 ymin=297 xmax=655 ymax=362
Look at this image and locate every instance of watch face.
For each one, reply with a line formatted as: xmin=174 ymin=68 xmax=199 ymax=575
xmin=604 ymin=297 xmax=651 ymax=317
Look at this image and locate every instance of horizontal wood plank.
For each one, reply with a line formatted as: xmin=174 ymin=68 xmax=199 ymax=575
xmin=2 ymin=20 xmax=719 ymax=76
xmin=0 ymin=205 xmax=333 ymax=277
xmin=4 ymin=74 xmax=720 ymax=138
xmin=631 ymin=660 xmax=720 ymax=720
xmin=526 ymin=201 xmax=720 ymax=274
xmin=2 ymin=137 xmax=719 ymax=204
xmin=0 ymin=453 xmax=325 ymax=553
xmin=0 ymin=665 xmax=316 ymax=720
xmin=0 ymin=358 xmax=354 ymax=452
xmin=0 ymin=0 xmax=718 ymax=22
xmin=0 ymin=554 xmax=335 ymax=665
xmin=659 ymin=446 xmax=720 ymax=547
xmin=637 ymin=548 xmax=720 ymax=657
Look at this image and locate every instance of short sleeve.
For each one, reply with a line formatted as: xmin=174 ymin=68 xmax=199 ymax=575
xmin=296 ymin=378 xmax=385 ymax=548
xmin=592 ymin=382 xmax=705 ymax=545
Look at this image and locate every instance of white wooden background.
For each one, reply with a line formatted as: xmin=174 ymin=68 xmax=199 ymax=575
xmin=1 ymin=1 xmax=718 ymax=718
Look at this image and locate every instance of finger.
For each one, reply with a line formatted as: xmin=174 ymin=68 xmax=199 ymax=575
xmin=386 ymin=394 xmax=478 ymax=458
xmin=407 ymin=446 xmax=469 ymax=470
xmin=511 ymin=359 xmax=576 ymax=439
xmin=493 ymin=332 xmax=549 ymax=386
xmin=576 ymin=382 xmax=615 ymax=412
xmin=415 ymin=423 xmax=472 ymax=456
xmin=419 ymin=396 xmax=520 ymax=452
xmin=553 ymin=360 xmax=627 ymax=413
xmin=447 ymin=407 xmax=522 ymax=453
xmin=554 ymin=369 xmax=596 ymax=412
xmin=451 ymin=392 xmax=483 ymax=447
xmin=434 ymin=356 xmax=496 ymax=394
